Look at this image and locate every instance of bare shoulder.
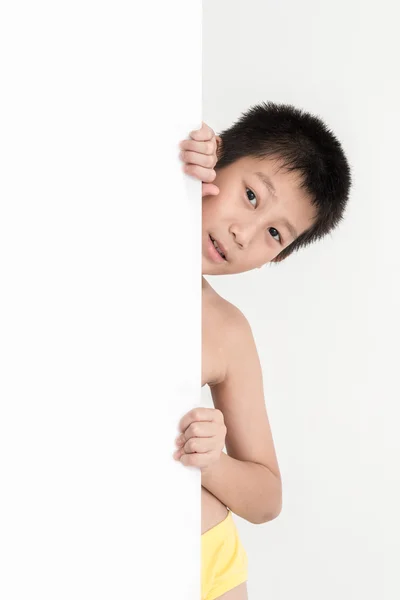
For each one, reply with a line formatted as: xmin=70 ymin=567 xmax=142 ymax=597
xmin=202 ymin=278 xmax=249 ymax=334
xmin=215 ymin=295 xmax=253 ymax=345
xmin=206 ymin=290 xmax=260 ymax=388
xmin=202 ymin=280 xmax=250 ymax=388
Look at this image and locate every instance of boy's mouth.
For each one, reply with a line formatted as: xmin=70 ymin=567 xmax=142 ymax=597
xmin=209 ymin=234 xmax=227 ymax=261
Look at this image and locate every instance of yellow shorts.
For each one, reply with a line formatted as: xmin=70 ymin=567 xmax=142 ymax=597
xmin=201 ymin=510 xmax=248 ymax=600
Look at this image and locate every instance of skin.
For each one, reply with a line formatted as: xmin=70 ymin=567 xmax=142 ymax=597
xmin=176 ymin=123 xmax=317 ymax=600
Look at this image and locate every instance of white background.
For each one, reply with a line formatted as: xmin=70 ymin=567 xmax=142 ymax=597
xmin=203 ymin=1 xmax=399 ymax=598
xmin=0 ymin=1 xmax=202 ymax=598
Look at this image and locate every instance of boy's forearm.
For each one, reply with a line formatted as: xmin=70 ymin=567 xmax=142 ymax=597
xmin=201 ymin=451 xmax=282 ymax=524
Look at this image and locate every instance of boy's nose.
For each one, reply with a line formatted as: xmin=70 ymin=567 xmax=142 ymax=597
xmin=230 ymin=222 xmax=259 ymax=249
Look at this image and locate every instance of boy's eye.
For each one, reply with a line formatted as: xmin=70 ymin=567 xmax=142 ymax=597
xmin=246 ymin=187 xmax=282 ymax=244
xmin=269 ymin=227 xmax=281 ymax=243
xmin=246 ymin=187 xmax=257 ymax=207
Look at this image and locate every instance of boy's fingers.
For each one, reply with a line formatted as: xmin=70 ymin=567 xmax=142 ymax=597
xmin=189 ymin=121 xmax=214 ymax=140
xmin=183 ymin=164 xmax=216 ymax=183
xmin=202 ymin=183 xmax=219 ymax=197
xmin=182 ymin=436 xmax=213 ymax=454
xmin=181 ymin=150 xmax=216 ymax=168
xmin=180 ymin=139 xmax=215 ymax=155
xmin=183 ymin=421 xmax=218 ymax=440
xmin=178 ymin=407 xmax=216 ymax=433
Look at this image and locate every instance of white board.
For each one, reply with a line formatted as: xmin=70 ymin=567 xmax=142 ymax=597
xmin=0 ymin=2 xmax=202 ymax=597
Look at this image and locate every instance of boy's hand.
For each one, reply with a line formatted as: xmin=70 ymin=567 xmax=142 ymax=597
xmin=179 ymin=122 xmax=222 ymax=197
xmin=173 ymin=407 xmax=227 ymax=472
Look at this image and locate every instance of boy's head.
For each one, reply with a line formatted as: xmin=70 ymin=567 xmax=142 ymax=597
xmin=202 ymin=101 xmax=352 ymax=275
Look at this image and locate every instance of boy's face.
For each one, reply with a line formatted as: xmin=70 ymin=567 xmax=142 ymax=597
xmin=202 ymin=156 xmax=317 ymax=275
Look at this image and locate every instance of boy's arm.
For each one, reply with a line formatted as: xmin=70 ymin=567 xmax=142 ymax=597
xmin=201 ymin=305 xmax=282 ymax=524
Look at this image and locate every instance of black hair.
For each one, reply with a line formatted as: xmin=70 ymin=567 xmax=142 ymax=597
xmin=215 ymin=101 xmax=352 ymax=262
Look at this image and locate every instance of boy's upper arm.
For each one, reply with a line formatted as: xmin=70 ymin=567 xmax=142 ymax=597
xmin=210 ymin=305 xmax=281 ymax=480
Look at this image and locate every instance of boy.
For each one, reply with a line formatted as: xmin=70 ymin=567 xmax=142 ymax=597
xmin=173 ymin=101 xmax=351 ymax=599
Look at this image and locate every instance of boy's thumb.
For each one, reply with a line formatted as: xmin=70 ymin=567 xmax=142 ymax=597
xmin=202 ymin=183 xmax=220 ymax=198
